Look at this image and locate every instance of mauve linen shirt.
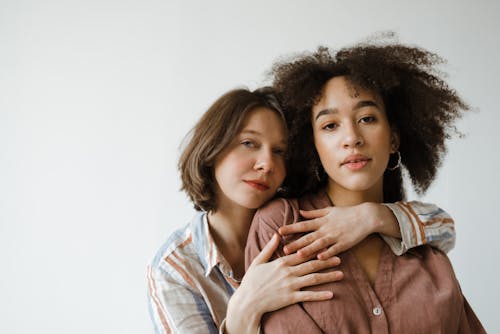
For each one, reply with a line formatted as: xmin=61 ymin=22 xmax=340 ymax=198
xmin=245 ymin=192 xmax=485 ymax=334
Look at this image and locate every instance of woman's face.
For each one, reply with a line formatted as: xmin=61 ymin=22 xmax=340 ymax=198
xmin=213 ymin=107 xmax=287 ymax=210
xmin=311 ymin=76 xmax=397 ymax=199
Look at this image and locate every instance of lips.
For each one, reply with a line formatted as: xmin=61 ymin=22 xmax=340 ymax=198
xmin=341 ymin=154 xmax=371 ymax=171
xmin=244 ymin=180 xmax=270 ymax=191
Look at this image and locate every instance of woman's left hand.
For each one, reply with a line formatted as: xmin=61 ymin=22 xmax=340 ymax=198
xmin=279 ymin=203 xmax=399 ymax=259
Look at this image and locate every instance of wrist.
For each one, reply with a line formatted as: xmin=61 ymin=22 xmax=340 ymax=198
xmin=369 ymin=202 xmax=401 ymax=237
xmin=360 ymin=202 xmax=382 ymax=235
xmin=226 ymin=290 xmax=262 ymax=334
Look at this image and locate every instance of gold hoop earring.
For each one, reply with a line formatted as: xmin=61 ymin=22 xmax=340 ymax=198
xmin=387 ymin=151 xmax=401 ymax=171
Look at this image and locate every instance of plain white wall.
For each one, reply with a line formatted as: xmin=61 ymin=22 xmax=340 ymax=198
xmin=1 ymin=0 xmax=498 ymax=332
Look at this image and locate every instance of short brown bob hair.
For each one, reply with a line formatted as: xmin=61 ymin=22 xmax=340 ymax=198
xmin=179 ymin=87 xmax=285 ymax=212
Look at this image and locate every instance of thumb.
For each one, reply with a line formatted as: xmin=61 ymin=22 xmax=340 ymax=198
xmin=251 ymin=234 xmax=280 ymax=265
xmin=300 ymin=207 xmax=332 ymax=219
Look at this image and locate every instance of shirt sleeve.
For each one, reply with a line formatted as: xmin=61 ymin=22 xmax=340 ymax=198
xmin=381 ymin=201 xmax=456 ymax=255
xmin=245 ymin=199 xmax=323 ymax=334
xmin=146 ymin=265 xmax=219 ymax=334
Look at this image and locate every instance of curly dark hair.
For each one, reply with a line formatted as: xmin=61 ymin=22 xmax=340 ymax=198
xmin=272 ymin=41 xmax=469 ymax=202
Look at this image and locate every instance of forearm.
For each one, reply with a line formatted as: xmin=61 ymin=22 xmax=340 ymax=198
xmin=225 ymin=290 xmax=262 ymax=334
xmin=382 ymin=201 xmax=456 ymax=254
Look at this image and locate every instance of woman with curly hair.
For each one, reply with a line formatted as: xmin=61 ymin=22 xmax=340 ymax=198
xmin=246 ymin=41 xmax=485 ymax=333
xmin=147 ymin=85 xmax=457 ymax=333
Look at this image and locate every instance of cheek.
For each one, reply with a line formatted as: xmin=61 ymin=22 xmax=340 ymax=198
xmin=314 ymin=133 xmax=337 ymax=165
xmin=373 ymin=130 xmax=393 ymax=162
xmin=215 ymin=152 xmax=247 ymax=179
xmin=275 ymin=160 xmax=287 ymax=182
xmin=381 ymin=130 xmax=393 ymax=151
xmin=313 ymin=130 xmax=325 ymax=155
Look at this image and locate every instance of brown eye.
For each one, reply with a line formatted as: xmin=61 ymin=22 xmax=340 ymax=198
xmin=322 ymin=122 xmax=338 ymax=131
xmin=360 ymin=116 xmax=376 ymax=124
xmin=241 ymin=140 xmax=256 ymax=148
xmin=272 ymin=147 xmax=286 ymax=157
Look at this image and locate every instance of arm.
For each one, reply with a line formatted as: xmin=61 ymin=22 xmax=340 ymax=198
xmin=226 ymin=234 xmax=337 ymax=334
xmin=280 ymin=201 xmax=455 ymax=258
xmin=242 ymin=202 xmax=325 ymax=334
xmin=383 ymin=201 xmax=455 ymax=255
xmin=146 ymin=265 xmax=218 ymax=334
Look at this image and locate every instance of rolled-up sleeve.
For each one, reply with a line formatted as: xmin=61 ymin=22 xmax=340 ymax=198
xmin=382 ymin=201 xmax=455 ymax=255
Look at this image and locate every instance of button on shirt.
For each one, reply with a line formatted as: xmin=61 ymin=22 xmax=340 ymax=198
xmin=148 ymin=200 xmax=457 ymax=333
xmin=372 ymin=306 xmax=382 ymax=316
xmin=245 ymin=193 xmax=485 ymax=334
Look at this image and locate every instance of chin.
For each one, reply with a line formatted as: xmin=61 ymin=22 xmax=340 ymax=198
xmin=336 ymin=179 xmax=380 ymax=193
xmin=237 ymin=197 xmax=270 ymax=210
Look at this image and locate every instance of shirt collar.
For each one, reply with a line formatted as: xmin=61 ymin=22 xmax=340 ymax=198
xmin=193 ymin=212 xmax=235 ymax=278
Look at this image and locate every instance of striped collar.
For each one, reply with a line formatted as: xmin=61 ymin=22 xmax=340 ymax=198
xmin=192 ymin=212 xmax=237 ymax=280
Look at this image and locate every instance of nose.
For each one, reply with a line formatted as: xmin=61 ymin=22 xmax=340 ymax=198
xmin=342 ymin=123 xmax=364 ymax=148
xmin=254 ymin=149 xmax=274 ymax=173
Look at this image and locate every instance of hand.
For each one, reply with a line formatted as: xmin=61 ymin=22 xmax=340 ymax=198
xmin=225 ymin=234 xmax=343 ymax=334
xmin=279 ymin=203 xmax=397 ymax=260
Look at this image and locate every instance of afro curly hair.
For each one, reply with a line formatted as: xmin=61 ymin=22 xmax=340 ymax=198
xmin=272 ymin=40 xmax=469 ymax=202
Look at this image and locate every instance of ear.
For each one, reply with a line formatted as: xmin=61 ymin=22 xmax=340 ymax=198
xmin=390 ymin=130 xmax=400 ymax=153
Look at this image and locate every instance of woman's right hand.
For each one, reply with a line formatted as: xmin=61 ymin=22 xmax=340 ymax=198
xmin=225 ymin=234 xmax=343 ymax=334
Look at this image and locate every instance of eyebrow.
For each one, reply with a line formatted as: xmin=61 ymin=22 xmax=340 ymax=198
xmin=314 ymin=100 xmax=380 ymax=121
xmin=240 ymin=129 xmax=262 ymax=135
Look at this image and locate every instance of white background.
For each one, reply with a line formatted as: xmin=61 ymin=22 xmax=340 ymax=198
xmin=1 ymin=0 xmax=498 ymax=332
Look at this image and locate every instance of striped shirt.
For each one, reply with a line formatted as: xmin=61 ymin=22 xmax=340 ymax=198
xmin=147 ymin=201 xmax=455 ymax=333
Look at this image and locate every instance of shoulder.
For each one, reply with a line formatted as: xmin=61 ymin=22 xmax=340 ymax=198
xmin=401 ymin=246 xmax=463 ymax=305
xmin=149 ymin=213 xmax=205 ymax=281
xmin=245 ymin=198 xmax=300 ymax=265
xmin=252 ymin=197 xmax=300 ymax=230
xmin=407 ymin=246 xmax=458 ymax=282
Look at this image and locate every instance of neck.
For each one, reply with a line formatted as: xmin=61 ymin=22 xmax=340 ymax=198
xmin=208 ymin=206 xmax=255 ymax=248
xmin=326 ymin=178 xmax=386 ymax=287
xmin=207 ymin=203 xmax=255 ymax=278
xmin=326 ymin=178 xmax=384 ymax=207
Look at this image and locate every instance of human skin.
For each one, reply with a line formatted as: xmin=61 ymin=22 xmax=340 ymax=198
xmin=149 ymin=86 xmax=457 ymax=333
xmin=310 ymin=75 xmax=397 ymax=282
xmin=223 ymin=93 xmax=409 ymax=333
xmin=210 ymin=107 xmax=344 ymax=333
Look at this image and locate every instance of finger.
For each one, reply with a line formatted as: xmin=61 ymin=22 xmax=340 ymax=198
xmin=295 ymin=270 xmax=344 ymax=289
xmin=250 ymin=234 xmax=280 ymax=265
xmin=317 ymin=244 xmax=343 ymax=260
xmin=299 ymin=207 xmax=332 ymax=219
xmin=297 ymin=238 xmax=332 ymax=258
xmin=293 ymin=256 xmax=341 ymax=276
xmin=280 ymin=250 xmax=318 ymax=267
xmin=283 ymin=232 xmax=319 ymax=255
xmin=291 ymin=290 xmax=334 ymax=303
xmin=279 ymin=220 xmax=319 ymax=236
